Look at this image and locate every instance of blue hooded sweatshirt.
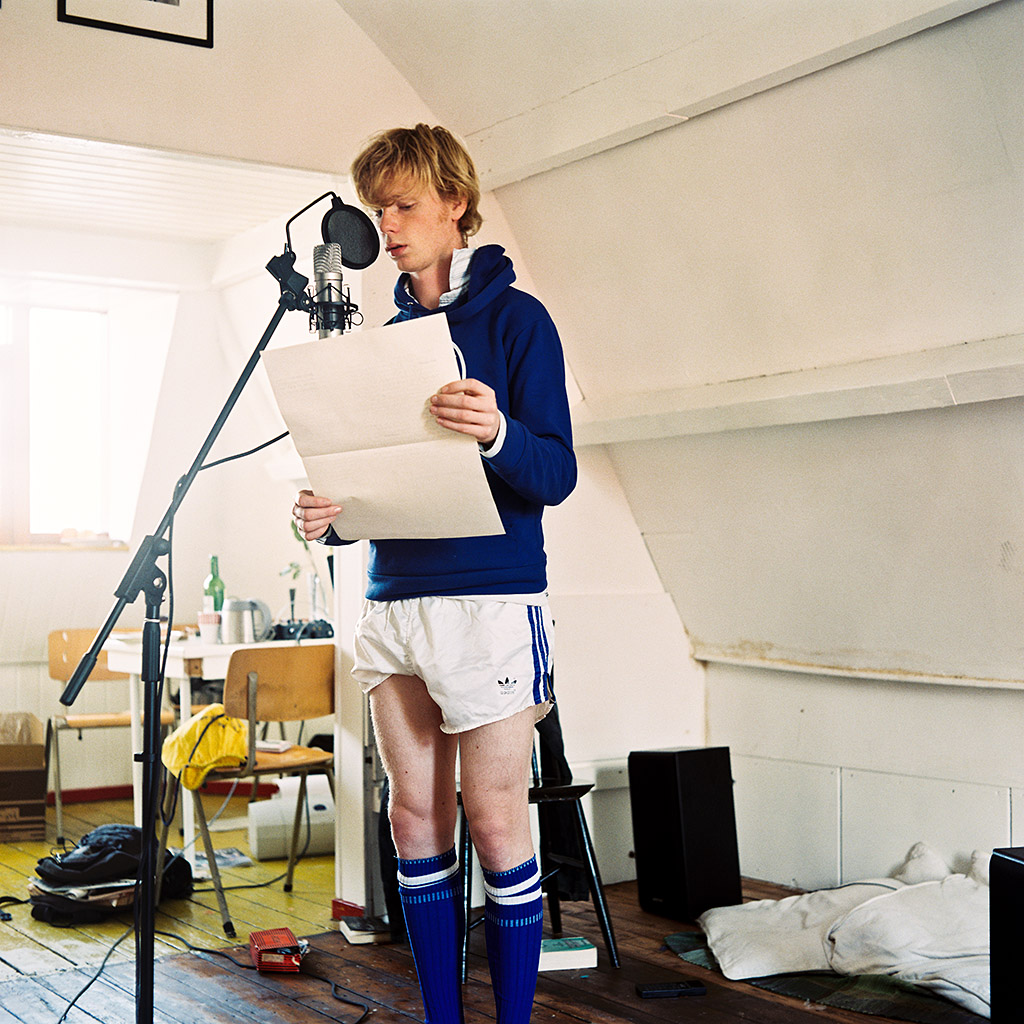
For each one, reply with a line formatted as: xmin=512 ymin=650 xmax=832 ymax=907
xmin=324 ymin=244 xmax=576 ymax=600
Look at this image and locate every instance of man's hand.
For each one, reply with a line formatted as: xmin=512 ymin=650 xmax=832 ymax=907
xmin=429 ymin=379 xmax=500 ymax=445
xmin=293 ymin=489 xmax=342 ymax=542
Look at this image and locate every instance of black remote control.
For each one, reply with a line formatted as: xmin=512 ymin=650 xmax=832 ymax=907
xmin=635 ymin=979 xmax=707 ymax=998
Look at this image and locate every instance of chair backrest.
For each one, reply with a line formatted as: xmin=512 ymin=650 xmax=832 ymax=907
xmin=47 ymin=629 xmax=127 ymax=683
xmin=222 ymin=644 xmax=334 ymax=723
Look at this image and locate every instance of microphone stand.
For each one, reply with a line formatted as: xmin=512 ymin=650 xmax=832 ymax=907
xmin=59 ymin=248 xmax=314 ymax=1024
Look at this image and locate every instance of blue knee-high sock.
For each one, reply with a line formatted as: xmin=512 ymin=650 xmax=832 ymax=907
xmin=483 ymin=856 xmax=543 ymax=1024
xmin=397 ymin=847 xmax=465 ymax=1024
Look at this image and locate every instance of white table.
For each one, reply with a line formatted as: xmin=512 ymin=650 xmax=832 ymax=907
xmin=104 ymin=635 xmax=333 ymax=873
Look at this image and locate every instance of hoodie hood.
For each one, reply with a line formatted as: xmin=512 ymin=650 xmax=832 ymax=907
xmin=392 ymin=244 xmax=516 ymax=323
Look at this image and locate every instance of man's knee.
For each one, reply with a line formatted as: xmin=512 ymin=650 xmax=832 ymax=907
xmin=388 ymin=794 xmax=456 ymax=856
xmin=463 ymin=804 xmax=531 ymax=868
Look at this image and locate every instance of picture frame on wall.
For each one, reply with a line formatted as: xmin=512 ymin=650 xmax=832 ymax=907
xmin=57 ymin=0 xmax=213 ymax=49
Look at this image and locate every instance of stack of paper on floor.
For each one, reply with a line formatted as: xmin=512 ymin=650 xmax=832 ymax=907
xmin=697 ymin=843 xmax=990 ymax=1019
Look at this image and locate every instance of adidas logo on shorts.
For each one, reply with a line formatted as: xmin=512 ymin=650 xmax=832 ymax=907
xmin=498 ymin=676 xmax=517 ymax=694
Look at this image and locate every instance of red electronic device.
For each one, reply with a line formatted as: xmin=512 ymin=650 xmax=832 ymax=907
xmin=249 ymin=927 xmax=304 ymax=972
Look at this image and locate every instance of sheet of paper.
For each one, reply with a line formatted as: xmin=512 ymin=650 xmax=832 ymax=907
xmin=262 ymin=316 xmax=504 ymax=541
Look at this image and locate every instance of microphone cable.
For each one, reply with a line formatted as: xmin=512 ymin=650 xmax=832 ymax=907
xmin=199 ymin=430 xmax=290 ymax=472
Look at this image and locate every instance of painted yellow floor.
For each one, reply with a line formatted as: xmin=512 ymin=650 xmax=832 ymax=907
xmin=0 ymin=794 xmax=336 ymax=979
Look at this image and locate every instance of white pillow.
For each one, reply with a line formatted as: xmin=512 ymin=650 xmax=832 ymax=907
xmin=890 ymin=842 xmax=951 ymax=884
xmin=966 ymin=849 xmax=990 ymax=886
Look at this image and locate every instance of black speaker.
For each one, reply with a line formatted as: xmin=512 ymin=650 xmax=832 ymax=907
xmin=627 ymin=746 xmax=742 ymax=921
xmin=991 ymin=847 xmax=1024 ymax=1021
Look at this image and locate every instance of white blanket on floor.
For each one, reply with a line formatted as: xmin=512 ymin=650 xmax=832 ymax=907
xmin=697 ymin=844 xmax=990 ymax=1018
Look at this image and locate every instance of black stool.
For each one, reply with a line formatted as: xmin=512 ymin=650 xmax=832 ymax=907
xmin=458 ymin=769 xmax=620 ymax=981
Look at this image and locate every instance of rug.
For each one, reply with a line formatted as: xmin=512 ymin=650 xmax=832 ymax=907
xmin=666 ymin=932 xmax=985 ymax=1024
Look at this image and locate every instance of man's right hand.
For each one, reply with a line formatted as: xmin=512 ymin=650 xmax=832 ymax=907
xmin=293 ymin=489 xmax=342 ymax=542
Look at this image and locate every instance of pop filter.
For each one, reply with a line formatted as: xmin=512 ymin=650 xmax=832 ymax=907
xmin=321 ymin=197 xmax=380 ymax=270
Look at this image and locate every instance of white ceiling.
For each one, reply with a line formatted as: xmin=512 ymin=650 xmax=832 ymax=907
xmin=0 ymin=127 xmax=339 ymax=244
xmin=336 ymin=0 xmax=754 ymax=137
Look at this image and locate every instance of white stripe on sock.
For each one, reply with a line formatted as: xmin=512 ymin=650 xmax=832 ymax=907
xmin=397 ymin=859 xmax=460 ymax=889
xmin=483 ymin=866 xmax=541 ymax=903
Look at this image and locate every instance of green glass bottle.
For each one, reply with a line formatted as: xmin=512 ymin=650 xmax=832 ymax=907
xmin=203 ymin=555 xmax=225 ymax=612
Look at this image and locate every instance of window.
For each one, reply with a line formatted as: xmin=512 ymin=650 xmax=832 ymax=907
xmin=0 ymin=281 xmax=176 ymax=547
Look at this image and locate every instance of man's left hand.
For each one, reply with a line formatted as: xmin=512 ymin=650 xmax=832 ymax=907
xmin=429 ymin=379 xmax=500 ymax=445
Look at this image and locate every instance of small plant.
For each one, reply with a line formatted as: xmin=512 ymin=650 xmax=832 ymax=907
xmin=282 ymin=520 xmax=328 ymax=619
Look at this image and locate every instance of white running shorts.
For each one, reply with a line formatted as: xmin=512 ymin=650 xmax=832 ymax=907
xmin=351 ymin=596 xmax=555 ymax=734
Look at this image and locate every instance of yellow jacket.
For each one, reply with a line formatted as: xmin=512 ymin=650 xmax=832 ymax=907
xmin=161 ymin=703 xmax=247 ymax=790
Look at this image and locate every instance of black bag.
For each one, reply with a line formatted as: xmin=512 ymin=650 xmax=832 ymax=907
xmin=35 ymin=824 xmax=144 ymax=887
xmin=29 ymin=890 xmax=133 ymax=926
xmin=30 ymin=824 xmax=192 ymax=926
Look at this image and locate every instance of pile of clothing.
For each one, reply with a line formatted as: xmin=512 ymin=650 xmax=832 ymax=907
xmin=697 ymin=842 xmax=990 ymax=1018
xmin=29 ymin=823 xmax=192 ymax=925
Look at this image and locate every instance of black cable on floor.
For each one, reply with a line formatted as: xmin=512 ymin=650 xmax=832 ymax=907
xmin=154 ymin=929 xmax=371 ymax=1024
xmin=56 ymin=925 xmax=133 ymax=1023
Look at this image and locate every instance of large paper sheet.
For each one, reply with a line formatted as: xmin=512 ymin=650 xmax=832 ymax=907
xmin=262 ymin=316 xmax=504 ymax=541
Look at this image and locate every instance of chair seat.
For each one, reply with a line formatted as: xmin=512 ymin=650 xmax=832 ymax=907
xmin=527 ymin=780 xmax=594 ymax=802
xmin=456 ymin=778 xmax=595 ymax=806
xmin=59 ymin=709 xmax=176 ymax=730
xmin=206 ymin=745 xmax=333 ymax=779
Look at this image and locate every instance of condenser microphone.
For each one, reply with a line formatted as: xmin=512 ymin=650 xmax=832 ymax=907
xmin=312 ymin=242 xmax=347 ymax=338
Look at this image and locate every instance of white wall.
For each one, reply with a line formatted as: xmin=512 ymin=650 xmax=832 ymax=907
xmin=492 ymin=2 xmax=1024 ymax=885
xmin=0 ymin=218 xmax=335 ymax=794
xmin=0 ymin=225 xmax=213 ymax=791
xmin=543 ymin=447 xmax=705 ymax=882
xmin=711 ymin=663 xmax=1023 ymax=889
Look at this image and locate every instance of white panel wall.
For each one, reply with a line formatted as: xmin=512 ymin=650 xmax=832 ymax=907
xmin=710 ymin=662 xmax=1024 ymax=885
xmin=494 ymin=2 xmax=1023 ymax=405
xmin=479 ymin=4 xmax=1024 ymax=888
xmin=731 ymin=756 xmax=840 ymax=890
xmin=840 ymin=770 xmax=1009 ymax=879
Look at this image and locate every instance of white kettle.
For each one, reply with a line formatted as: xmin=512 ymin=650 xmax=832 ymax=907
xmin=222 ymin=598 xmax=273 ymax=644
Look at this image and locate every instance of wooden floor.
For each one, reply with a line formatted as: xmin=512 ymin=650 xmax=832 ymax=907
xmin=0 ymin=796 xmax=929 ymax=1023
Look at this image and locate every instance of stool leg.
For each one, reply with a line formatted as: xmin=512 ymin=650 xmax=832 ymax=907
xmin=545 ymin=868 xmax=563 ymax=935
xmin=460 ymin=810 xmax=472 ymax=983
xmin=574 ymin=800 xmax=619 ymax=968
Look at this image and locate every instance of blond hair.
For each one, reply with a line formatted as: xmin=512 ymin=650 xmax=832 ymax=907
xmin=350 ymin=124 xmax=482 ymax=239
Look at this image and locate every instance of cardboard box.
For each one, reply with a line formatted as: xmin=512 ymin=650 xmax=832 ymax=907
xmin=0 ymin=713 xmax=47 ymax=842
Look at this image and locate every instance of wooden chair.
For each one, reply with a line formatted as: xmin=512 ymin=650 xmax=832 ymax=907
xmin=47 ymin=628 xmax=175 ymax=846
xmin=158 ymin=643 xmax=335 ymax=938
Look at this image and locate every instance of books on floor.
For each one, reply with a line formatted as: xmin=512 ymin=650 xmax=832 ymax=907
xmin=539 ymin=936 xmax=597 ymax=971
xmin=334 ymin=915 xmax=391 ymax=944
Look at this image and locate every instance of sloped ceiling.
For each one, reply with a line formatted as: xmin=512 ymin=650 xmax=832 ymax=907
xmin=336 ymin=0 xmax=998 ymax=188
xmin=0 ymin=0 xmax=996 ymax=242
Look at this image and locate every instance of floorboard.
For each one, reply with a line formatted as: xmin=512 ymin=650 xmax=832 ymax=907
xmin=0 ymin=797 xmax=978 ymax=1023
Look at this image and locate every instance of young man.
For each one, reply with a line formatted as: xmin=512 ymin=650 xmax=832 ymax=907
xmin=293 ymin=124 xmax=576 ymax=1023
